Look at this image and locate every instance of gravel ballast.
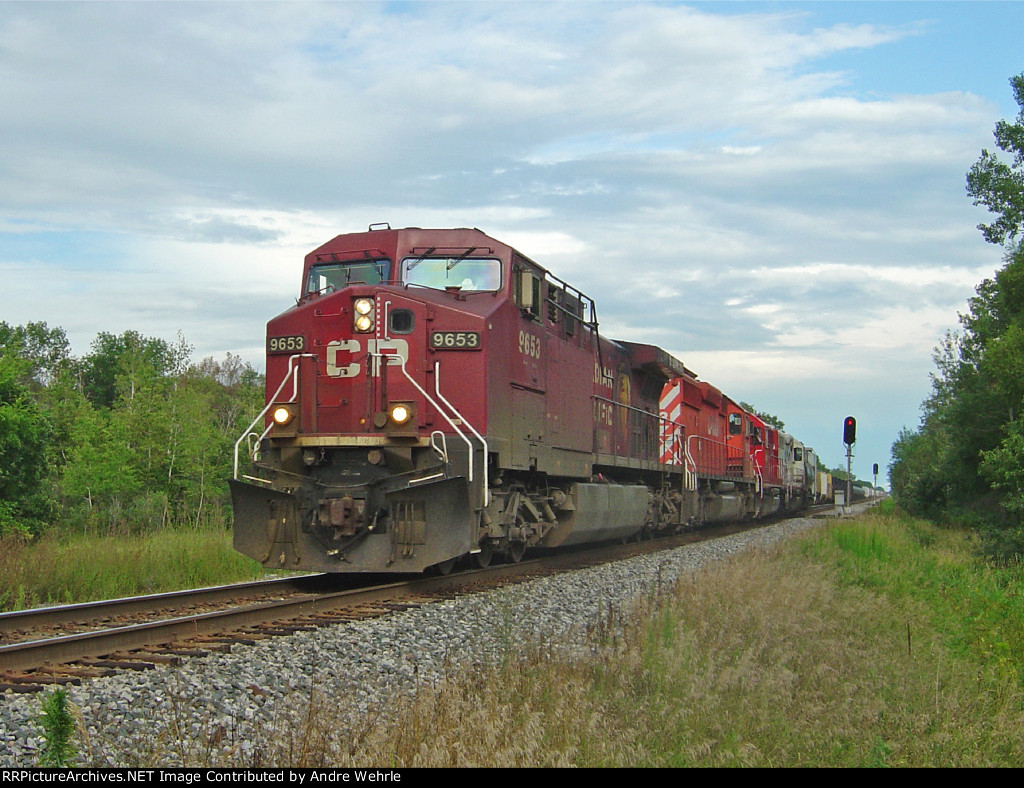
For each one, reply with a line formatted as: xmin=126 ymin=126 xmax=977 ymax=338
xmin=0 ymin=516 xmax=830 ymax=766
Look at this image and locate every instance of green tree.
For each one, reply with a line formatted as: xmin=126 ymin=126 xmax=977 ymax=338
xmin=889 ymin=425 xmax=952 ymax=521
xmin=0 ymin=321 xmax=70 ymax=387
xmin=893 ymin=241 xmax=1024 ymax=526
xmin=168 ymin=354 xmax=264 ymax=527
xmin=59 ymin=399 xmax=141 ymax=524
xmin=78 ymin=330 xmax=191 ymax=409
xmin=0 ymin=322 xmax=266 ymax=535
xmin=967 ymin=72 xmax=1024 ymax=248
xmin=892 ymin=73 xmax=1024 ymax=555
xmin=0 ymin=350 xmax=51 ymax=534
xmin=57 ymin=343 xmax=264 ymax=532
xmin=739 ymin=401 xmax=784 ymax=430
xmin=980 ymin=419 xmax=1024 ymax=515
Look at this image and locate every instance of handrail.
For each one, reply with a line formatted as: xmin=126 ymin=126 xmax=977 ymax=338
xmin=592 ymin=394 xmax=654 ymax=419
xmin=233 ymin=353 xmax=315 ymax=480
xmin=434 ymin=362 xmax=490 ymax=509
xmin=751 ymin=445 xmax=783 ymax=488
xmin=596 ymin=395 xmax=695 ymax=478
xmin=659 ymin=420 xmax=697 ymax=491
xmin=685 ymin=433 xmax=745 ymax=481
xmin=383 ymin=351 xmax=476 ymax=487
xmin=658 ymin=415 xmax=687 ymax=462
xmin=684 ymin=438 xmax=697 ymax=491
xmin=430 ymin=430 xmax=449 ymax=464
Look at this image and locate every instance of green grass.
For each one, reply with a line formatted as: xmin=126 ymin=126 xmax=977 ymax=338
xmin=808 ymin=511 xmax=1024 ymax=686
xmin=0 ymin=526 xmax=269 ymax=611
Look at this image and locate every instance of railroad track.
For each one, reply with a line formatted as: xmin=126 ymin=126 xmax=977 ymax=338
xmin=0 ymin=507 xmax=847 ymax=693
xmin=0 ymin=571 xmax=461 ymax=689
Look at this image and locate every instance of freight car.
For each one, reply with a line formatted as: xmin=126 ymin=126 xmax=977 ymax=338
xmin=231 ymin=225 xmax=818 ymax=574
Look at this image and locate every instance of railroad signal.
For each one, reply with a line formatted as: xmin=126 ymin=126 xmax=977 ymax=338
xmin=843 ymin=416 xmax=856 ymax=446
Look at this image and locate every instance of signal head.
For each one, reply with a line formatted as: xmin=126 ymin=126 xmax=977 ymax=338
xmin=843 ymin=416 xmax=857 ymax=446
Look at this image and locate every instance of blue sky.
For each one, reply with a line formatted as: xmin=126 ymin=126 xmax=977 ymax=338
xmin=744 ymin=1 xmax=1023 ymax=115
xmin=1 ymin=1 xmax=1022 ymax=483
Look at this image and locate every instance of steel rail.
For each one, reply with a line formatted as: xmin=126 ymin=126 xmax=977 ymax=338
xmin=0 ymin=560 xmax=557 ymax=674
xmin=0 ymin=575 xmax=331 ymax=635
xmin=0 ymin=581 xmax=393 ymax=672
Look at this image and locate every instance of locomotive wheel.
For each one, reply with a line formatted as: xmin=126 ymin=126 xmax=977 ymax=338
xmin=473 ymin=544 xmax=494 ymax=569
xmin=508 ymin=541 xmax=526 ymax=563
xmin=432 ymin=558 xmax=457 ymax=575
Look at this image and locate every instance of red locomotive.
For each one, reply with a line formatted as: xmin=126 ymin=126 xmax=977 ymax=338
xmin=231 ymin=225 xmax=818 ymax=574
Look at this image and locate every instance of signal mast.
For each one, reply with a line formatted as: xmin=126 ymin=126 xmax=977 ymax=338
xmin=843 ymin=416 xmax=856 ymax=509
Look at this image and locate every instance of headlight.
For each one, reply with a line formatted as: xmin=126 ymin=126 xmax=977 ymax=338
xmin=272 ymin=406 xmax=294 ymax=425
xmin=353 ymin=298 xmax=375 ymax=333
xmin=382 ymin=401 xmax=417 ymax=435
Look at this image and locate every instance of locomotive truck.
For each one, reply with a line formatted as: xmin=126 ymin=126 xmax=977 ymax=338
xmin=231 ymin=225 xmax=817 ymax=574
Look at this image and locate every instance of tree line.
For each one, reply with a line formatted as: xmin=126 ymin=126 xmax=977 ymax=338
xmin=0 ymin=324 xmax=264 ymax=537
xmin=890 ymin=72 xmax=1024 ymax=559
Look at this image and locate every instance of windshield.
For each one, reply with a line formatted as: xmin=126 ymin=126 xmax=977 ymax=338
xmin=307 ymin=260 xmax=390 ymax=294
xmin=402 ymin=257 xmax=502 ymax=291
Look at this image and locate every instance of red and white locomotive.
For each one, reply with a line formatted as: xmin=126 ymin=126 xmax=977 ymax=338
xmin=231 ymin=225 xmax=818 ymax=573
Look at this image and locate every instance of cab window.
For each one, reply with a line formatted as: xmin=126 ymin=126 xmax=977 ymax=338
xmin=307 ymin=260 xmax=390 ymax=294
xmin=402 ymin=257 xmax=502 ymax=291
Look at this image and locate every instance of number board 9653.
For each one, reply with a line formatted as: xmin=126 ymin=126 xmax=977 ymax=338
xmin=267 ymin=335 xmax=306 ymax=354
xmin=431 ymin=331 xmax=481 ymax=350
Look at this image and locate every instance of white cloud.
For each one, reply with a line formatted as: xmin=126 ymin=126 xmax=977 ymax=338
xmin=0 ymin=1 xmax=1011 ymax=474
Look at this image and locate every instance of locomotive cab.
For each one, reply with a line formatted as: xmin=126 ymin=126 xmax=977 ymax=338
xmin=232 ymin=227 xmax=508 ymax=573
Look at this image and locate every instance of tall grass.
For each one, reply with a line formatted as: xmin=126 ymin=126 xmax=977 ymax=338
xmin=0 ymin=526 xmax=268 ymax=611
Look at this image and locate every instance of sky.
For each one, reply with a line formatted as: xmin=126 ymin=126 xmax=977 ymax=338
xmin=1 ymin=1 xmax=1022 ymax=486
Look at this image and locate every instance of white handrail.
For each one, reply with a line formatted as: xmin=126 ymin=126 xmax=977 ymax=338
xmin=685 ymin=433 xmax=743 ymax=486
xmin=233 ymin=353 xmax=315 ymax=480
xmin=683 ymin=439 xmax=697 ymax=492
xmin=434 ymin=361 xmax=490 ymax=508
xmin=380 ymin=350 xmax=475 ymax=485
xmin=430 ymin=430 xmax=449 ymax=463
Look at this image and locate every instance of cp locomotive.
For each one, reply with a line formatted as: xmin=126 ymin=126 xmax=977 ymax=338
xmin=231 ymin=225 xmax=819 ymax=574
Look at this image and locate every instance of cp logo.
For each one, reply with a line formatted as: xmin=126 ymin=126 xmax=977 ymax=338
xmin=325 ymin=339 xmax=409 ymax=378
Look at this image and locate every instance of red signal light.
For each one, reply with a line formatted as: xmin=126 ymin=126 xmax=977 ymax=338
xmin=843 ymin=416 xmax=856 ymax=446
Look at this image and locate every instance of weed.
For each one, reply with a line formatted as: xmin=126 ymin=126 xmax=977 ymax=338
xmin=37 ymin=688 xmax=77 ymax=767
